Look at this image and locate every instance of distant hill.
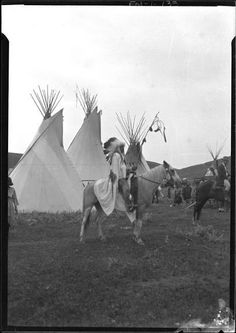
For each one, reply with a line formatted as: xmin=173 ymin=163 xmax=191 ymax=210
xmin=147 ymin=157 xmax=231 ymax=181
xmin=177 ymin=157 xmax=231 ymax=180
xmin=8 ymin=153 xmax=231 ymax=181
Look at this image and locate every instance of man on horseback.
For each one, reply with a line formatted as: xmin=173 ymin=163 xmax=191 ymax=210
xmin=193 ymin=156 xmax=230 ymax=221
xmin=217 ymin=156 xmax=229 ymax=185
xmin=216 ymin=156 xmax=229 ymax=212
xmin=94 ymin=137 xmax=135 ymax=217
xmin=80 ymin=135 xmax=181 ymax=245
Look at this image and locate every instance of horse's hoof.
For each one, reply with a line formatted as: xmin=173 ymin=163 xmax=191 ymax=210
xmin=98 ymin=236 xmax=106 ymax=242
xmin=133 ymin=236 xmax=145 ymax=246
xmin=80 ymin=237 xmax=85 ymax=243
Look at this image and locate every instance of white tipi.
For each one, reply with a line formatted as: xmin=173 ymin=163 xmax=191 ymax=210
xmin=116 ymin=112 xmax=150 ymax=175
xmin=10 ymin=87 xmax=84 ymax=212
xmin=67 ymin=88 xmax=109 ymax=183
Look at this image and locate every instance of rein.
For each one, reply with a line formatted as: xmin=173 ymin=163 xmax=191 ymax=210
xmin=139 ymin=168 xmax=170 ymax=185
xmin=139 ymin=175 xmax=161 ymax=185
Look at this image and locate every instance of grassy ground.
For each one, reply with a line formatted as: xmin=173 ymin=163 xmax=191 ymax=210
xmin=7 ymin=199 xmax=230 ymax=328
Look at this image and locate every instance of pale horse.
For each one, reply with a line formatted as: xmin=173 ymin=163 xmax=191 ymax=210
xmin=80 ymin=161 xmax=181 ymax=245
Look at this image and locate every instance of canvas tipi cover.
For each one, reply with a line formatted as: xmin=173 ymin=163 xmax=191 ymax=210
xmin=116 ymin=112 xmax=150 ymax=176
xmin=10 ymin=110 xmax=84 ymax=212
xmin=125 ymin=143 xmax=150 ymax=175
xmin=204 ymin=168 xmax=216 ymax=180
xmin=67 ymin=108 xmax=110 ymax=182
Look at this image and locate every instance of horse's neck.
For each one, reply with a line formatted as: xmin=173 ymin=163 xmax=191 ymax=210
xmin=142 ymin=165 xmax=165 ymax=184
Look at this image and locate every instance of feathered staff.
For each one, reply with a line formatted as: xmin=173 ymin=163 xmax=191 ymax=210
xmin=141 ymin=112 xmax=167 ymax=145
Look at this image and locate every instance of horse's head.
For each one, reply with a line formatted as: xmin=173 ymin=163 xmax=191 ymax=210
xmin=163 ymin=161 xmax=182 ymax=188
xmin=118 ymin=178 xmax=134 ymax=212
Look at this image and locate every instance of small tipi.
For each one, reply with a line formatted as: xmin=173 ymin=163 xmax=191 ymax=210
xmin=10 ymin=86 xmax=84 ymax=212
xmin=67 ymin=88 xmax=110 ymax=183
xmin=204 ymin=143 xmax=225 ymax=178
xmin=116 ymin=112 xmax=150 ymax=175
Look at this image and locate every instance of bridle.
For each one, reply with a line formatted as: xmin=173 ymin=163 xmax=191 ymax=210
xmin=165 ymin=168 xmax=176 ymax=186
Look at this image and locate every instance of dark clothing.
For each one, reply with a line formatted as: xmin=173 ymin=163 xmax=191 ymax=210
xmin=182 ymin=184 xmax=192 ymax=201
xmin=174 ymin=188 xmax=182 ymax=205
xmin=130 ymin=176 xmax=138 ymax=206
xmin=217 ymin=163 xmax=228 ymax=187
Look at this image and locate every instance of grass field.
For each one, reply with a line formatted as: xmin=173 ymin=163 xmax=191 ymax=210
xmin=7 ymin=199 xmax=231 ymax=328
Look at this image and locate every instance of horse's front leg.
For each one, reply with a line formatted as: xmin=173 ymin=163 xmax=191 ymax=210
xmin=133 ymin=219 xmax=144 ymax=245
xmin=133 ymin=206 xmax=145 ymax=245
xmin=80 ymin=207 xmax=92 ymax=243
xmin=94 ymin=206 xmax=106 ymax=241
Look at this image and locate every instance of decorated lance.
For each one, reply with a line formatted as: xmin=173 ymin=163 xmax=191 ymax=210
xmin=141 ymin=112 xmax=167 ymax=145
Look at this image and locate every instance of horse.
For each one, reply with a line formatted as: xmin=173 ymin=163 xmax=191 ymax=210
xmin=193 ymin=179 xmax=230 ymax=222
xmin=80 ymin=161 xmax=181 ymax=245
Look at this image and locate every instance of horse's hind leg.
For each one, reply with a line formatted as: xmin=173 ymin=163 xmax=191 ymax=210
xmin=80 ymin=207 xmax=92 ymax=242
xmin=133 ymin=219 xmax=144 ymax=245
xmin=193 ymin=198 xmax=208 ymax=223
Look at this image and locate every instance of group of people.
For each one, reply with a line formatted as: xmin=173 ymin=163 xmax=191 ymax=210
xmin=168 ymin=178 xmax=193 ymax=207
xmin=7 ymin=138 xmax=231 ymax=230
xmin=167 ymin=156 xmax=230 ymax=212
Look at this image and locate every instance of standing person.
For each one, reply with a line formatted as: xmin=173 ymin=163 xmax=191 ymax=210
xmin=182 ymin=178 xmax=192 ymax=205
xmin=173 ymin=184 xmax=183 ymax=206
xmin=8 ymin=177 xmax=19 ymax=231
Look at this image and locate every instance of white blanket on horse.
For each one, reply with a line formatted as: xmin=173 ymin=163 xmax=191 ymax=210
xmin=94 ymin=178 xmax=135 ymax=222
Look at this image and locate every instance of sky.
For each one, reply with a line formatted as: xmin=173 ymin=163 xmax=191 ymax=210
xmin=2 ymin=5 xmax=235 ymax=168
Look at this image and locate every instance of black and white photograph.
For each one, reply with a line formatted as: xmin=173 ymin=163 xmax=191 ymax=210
xmin=2 ymin=2 xmax=235 ymax=330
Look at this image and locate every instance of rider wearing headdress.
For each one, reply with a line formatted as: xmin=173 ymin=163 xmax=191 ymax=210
xmin=216 ymin=156 xmax=230 ymax=212
xmin=103 ymin=137 xmax=127 ymax=184
xmin=94 ymin=138 xmax=135 ymax=221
